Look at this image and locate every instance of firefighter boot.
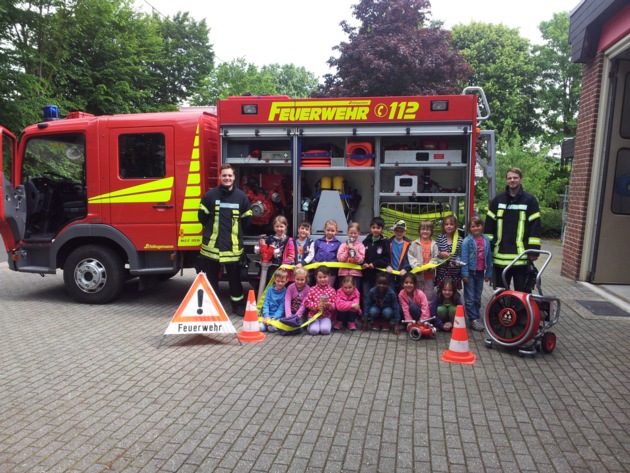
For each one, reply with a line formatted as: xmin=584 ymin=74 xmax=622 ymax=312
xmin=231 ymin=299 xmax=247 ymax=317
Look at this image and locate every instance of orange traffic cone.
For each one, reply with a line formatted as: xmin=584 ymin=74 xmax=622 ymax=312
xmin=441 ymin=305 xmax=476 ymax=364
xmin=238 ymin=290 xmax=265 ymax=343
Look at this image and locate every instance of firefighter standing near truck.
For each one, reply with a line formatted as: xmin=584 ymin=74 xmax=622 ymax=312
xmin=484 ymin=167 xmax=541 ymax=293
xmin=198 ymin=164 xmax=253 ymax=315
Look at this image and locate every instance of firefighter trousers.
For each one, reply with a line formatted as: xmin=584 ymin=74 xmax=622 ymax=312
xmin=201 ymin=258 xmax=245 ymax=304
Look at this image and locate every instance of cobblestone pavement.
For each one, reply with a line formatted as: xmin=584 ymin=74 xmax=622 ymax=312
xmin=1 ymin=242 xmax=629 ymax=472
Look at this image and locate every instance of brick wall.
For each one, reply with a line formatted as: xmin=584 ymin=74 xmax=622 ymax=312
xmin=561 ymin=51 xmax=604 ymax=280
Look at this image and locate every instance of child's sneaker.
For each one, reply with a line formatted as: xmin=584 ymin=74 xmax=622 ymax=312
xmin=381 ymin=321 xmax=391 ymax=331
xmin=333 ymin=321 xmax=343 ymax=330
xmin=348 ymin=322 xmax=357 ymax=331
xmin=372 ymin=320 xmax=381 ymax=331
xmin=470 ymin=319 xmax=485 ymax=332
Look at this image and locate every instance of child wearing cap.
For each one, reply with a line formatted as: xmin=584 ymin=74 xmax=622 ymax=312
xmin=387 ymin=219 xmax=412 ymax=293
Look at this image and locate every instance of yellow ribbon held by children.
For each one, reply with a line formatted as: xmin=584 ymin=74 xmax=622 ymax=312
xmin=258 ymin=310 xmax=324 ymax=332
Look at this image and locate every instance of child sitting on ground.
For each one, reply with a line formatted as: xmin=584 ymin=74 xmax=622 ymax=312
xmin=304 ymin=266 xmax=337 ymax=336
xmin=431 ymin=277 xmax=462 ymax=332
xmin=278 ymin=267 xmax=310 ymax=335
xmin=334 ymin=276 xmax=362 ymax=331
xmin=259 ymin=268 xmax=289 ymax=333
xmin=365 ymin=273 xmax=401 ymax=334
xmin=398 ymin=273 xmax=430 ymax=324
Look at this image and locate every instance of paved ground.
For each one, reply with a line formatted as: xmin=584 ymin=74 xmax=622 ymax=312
xmin=1 ymin=241 xmax=629 ymax=473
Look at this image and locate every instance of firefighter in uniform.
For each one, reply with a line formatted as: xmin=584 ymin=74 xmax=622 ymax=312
xmin=484 ymin=167 xmax=541 ymax=293
xmin=198 ymin=164 xmax=253 ymax=315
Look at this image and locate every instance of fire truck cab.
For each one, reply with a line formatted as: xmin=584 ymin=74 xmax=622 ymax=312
xmin=0 ymin=108 xmax=219 ymax=303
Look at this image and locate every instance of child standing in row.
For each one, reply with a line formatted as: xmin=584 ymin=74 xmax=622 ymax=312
xmin=461 ymin=216 xmax=493 ymax=332
xmin=312 ymin=219 xmax=341 ymax=287
xmin=398 ymin=273 xmax=430 ymax=324
xmin=387 ymin=220 xmax=412 ymax=292
xmin=366 ymin=273 xmax=401 ymax=334
xmin=304 ymin=266 xmax=337 ymax=335
xmin=407 ymin=220 xmax=439 ymax=304
xmin=431 ymin=278 xmax=462 ymax=332
xmin=294 ymin=221 xmax=314 ymax=268
xmin=337 ymin=222 xmax=365 ymax=289
xmin=361 ymin=217 xmax=390 ymax=311
xmin=436 ymin=215 xmax=463 ymax=290
xmin=334 ymin=276 xmax=362 ymax=331
xmin=259 ymin=268 xmax=289 ymax=332
xmin=278 ymin=267 xmax=310 ymax=335
xmin=256 ymin=216 xmax=295 ymax=284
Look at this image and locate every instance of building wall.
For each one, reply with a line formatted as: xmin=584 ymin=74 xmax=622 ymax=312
xmin=561 ymin=51 xmax=605 ymax=280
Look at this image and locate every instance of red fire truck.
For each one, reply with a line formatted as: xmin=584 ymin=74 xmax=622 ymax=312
xmin=0 ymin=89 xmax=492 ymax=303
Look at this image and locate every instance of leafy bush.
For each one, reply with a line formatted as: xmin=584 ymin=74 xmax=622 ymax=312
xmin=540 ymin=207 xmax=563 ymax=238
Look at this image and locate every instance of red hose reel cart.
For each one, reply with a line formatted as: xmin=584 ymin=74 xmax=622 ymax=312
xmin=483 ymin=250 xmax=561 ymax=357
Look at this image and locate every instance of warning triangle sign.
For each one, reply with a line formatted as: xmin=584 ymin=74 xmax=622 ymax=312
xmin=163 ymin=273 xmax=237 ymax=336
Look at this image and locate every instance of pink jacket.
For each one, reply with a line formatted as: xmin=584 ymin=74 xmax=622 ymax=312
xmin=304 ymin=284 xmax=337 ymax=319
xmin=335 ymin=287 xmax=362 ymax=315
xmin=398 ymin=288 xmax=430 ymax=322
xmin=337 ymin=241 xmax=366 ymax=277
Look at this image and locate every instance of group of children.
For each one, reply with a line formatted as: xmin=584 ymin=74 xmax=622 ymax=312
xmin=256 ymin=213 xmax=493 ymax=337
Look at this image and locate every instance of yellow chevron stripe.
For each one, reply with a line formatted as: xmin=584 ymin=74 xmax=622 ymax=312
xmin=181 ymin=210 xmax=198 ymax=222
xmin=178 ymin=123 xmax=203 ymax=248
xmin=88 ymin=177 xmax=174 ymax=204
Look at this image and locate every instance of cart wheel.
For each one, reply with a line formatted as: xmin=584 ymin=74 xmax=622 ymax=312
xmin=541 ymin=332 xmax=556 ymax=354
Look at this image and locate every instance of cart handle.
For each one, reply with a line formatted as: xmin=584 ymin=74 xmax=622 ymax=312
xmin=501 ymin=249 xmax=552 ymax=294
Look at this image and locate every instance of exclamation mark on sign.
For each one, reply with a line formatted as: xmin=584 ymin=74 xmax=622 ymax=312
xmin=197 ymin=289 xmax=204 ymax=314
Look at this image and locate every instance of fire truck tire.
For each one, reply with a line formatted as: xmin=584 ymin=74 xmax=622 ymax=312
xmin=64 ymin=245 xmax=125 ymax=304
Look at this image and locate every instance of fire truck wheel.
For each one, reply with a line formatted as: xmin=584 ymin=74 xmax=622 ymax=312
xmin=64 ymin=245 xmax=125 ymax=304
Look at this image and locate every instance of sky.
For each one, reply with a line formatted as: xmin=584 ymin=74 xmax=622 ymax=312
xmin=137 ymin=0 xmax=580 ymax=80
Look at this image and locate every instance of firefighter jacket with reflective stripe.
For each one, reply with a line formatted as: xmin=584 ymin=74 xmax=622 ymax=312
xmin=484 ymin=186 xmax=541 ymax=267
xmin=198 ymin=185 xmax=252 ymax=263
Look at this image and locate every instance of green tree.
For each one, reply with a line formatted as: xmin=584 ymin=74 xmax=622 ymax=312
xmin=259 ymin=64 xmax=318 ymax=98
xmin=533 ymin=12 xmax=581 ymax=146
xmin=151 ymin=11 xmax=214 ymax=107
xmin=50 ymin=0 xmax=165 ymax=114
xmin=0 ymin=0 xmax=61 ymax=132
xmin=451 ymin=22 xmax=539 ymax=142
xmin=191 ymin=59 xmax=318 ymax=105
xmin=318 ymin=0 xmax=470 ymax=97
xmin=494 ymin=138 xmax=567 ymax=209
xmin=0 ymin=0 xmax=215 ymax=131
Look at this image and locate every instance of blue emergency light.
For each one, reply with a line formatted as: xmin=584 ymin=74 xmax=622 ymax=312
xmin=43 ymin=105 xmax=59 ymax=121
